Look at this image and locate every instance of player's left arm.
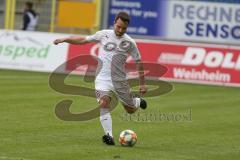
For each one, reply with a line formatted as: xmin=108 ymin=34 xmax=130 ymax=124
xmin=130 ymin=40 xmax=147 ymax=95
xmin=135 ymin=59 xmax=148 ymax=95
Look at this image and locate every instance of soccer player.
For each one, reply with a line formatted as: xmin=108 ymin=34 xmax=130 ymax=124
xmin=53 ymin=12 xmax=147 ymax=145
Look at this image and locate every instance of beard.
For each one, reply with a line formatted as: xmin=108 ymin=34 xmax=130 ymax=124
xmin=115 ymin=31 xmax=124 ymax=37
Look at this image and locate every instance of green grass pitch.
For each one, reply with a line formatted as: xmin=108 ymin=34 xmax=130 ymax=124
xmin=0 ymin=69 xmax=239 ymax=160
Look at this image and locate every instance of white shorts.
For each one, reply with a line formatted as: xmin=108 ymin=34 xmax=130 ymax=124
xmin=95 ymin=79 xmax=114 ymax=92
xmin=95 ymin=79 xmax=135 ymax=107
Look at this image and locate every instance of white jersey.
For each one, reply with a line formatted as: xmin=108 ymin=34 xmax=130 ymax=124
xmin=86 ymin=30 xmax=141 ymax=81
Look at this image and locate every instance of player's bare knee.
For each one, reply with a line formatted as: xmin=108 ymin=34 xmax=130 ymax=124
xmin=99 ymin=96 xmax=111 ymax=108
xmin=99 ymin=100 xmax=108 ymax=108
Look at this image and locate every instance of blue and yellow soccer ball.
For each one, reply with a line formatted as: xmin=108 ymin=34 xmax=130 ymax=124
xmin=119 ymin=129 xmax=137 ymax=147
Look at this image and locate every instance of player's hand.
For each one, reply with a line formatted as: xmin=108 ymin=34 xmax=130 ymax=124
xmin=53 ymin=38 xmax=64 ymax=45
xmin=139 ymin=85 xmax=147 ymax=96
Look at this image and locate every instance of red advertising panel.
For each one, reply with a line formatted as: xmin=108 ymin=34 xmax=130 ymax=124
xmin=66 ymin=40 xmax=240 ymax=87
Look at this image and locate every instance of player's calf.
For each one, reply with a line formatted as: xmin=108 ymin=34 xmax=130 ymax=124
xmin=122 ymin=104 xmax=137 ymax=114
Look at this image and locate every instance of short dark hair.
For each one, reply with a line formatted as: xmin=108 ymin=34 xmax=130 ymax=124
xmin=114 ymin=12 xmax=130 ymax=24
xmin=25 ymin=2 xmax=33 ymax=9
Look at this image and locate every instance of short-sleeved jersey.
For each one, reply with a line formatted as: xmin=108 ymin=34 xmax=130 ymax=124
xmin=86 ymin=29 xmax=141 ymax=81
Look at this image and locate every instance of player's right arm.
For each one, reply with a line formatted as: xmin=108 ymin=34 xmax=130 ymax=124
xmin=53 ymin=30 xmax=104 ymax=45
xmin=53 ymin=37 xmax=89 ymax=45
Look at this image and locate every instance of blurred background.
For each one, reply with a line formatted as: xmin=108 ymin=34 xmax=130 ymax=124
xmin=1 ymin=0 xmax=239 ymax=44
xmin=0 ymin=1 xmax=240 ymax=160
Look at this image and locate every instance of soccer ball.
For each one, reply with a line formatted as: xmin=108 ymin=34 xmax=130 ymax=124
xmin=119 ymin=129 xmax=137 ymax=147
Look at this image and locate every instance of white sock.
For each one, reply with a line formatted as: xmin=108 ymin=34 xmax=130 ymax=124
xmin=133 ymin=97 xmax=141 ymax=108
xmin=100 ymin=108 xmax=113 ymax=137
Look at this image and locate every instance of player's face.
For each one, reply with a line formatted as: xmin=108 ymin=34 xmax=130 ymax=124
xmin=114 ymin=19 xmax=128 ymax=37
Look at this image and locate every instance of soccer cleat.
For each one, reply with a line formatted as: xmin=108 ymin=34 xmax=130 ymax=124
xmin=140 ymin=98 xmax=147 ymax=109
xmin=102 ymin=134 xmax=115 ymax=145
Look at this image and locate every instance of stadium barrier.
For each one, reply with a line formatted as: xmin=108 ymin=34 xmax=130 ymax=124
xmin=106 ymin=0 xmax=240 ymax=45
xmin=0 ymin=29 xmax=68 ymax=72
xmin=0 ymin=29 xmax=239 ymax=87
xmin=1 ymin=0 xmax=101 ymax=34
